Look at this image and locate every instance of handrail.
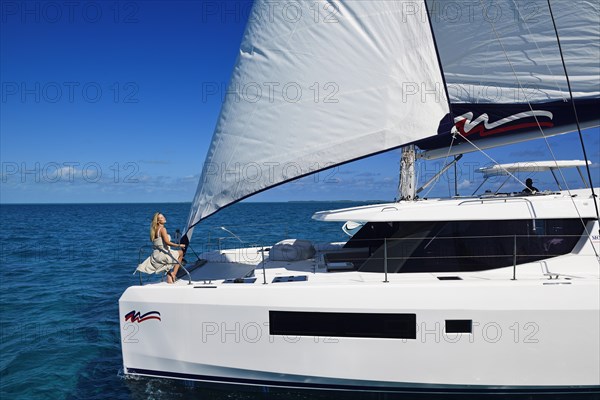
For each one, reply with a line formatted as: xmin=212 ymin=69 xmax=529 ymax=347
xmin=458 ymin=196 xmax=536 ymax=206
xmin=137 ymin=245 xmax=192 ymax=285
xmin=338 ymin=233 xmax=583 ymax=242
xmin=458 ymin=197 xmax=538 ymax=227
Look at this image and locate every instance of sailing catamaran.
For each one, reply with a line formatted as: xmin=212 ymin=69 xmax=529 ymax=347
xmin=120 ymin=0 xmax=599 ymax=394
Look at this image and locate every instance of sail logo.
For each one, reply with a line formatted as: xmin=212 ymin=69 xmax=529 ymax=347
xmin=453 ymin=110 xmax=554 ymax=137
xmin=124 ymin=310 xmax=161 ymax=323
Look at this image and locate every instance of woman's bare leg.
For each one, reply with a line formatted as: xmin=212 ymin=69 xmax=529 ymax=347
xmin=167 ymin=250 xmax=184 ymax=283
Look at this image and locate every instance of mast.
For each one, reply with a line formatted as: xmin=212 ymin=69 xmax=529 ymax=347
xmin=398 ymin=145 xmax=416 ymax=201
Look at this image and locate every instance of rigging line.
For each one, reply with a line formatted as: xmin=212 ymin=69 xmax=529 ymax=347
xmin=546 ymin=0 xmax=600 ymax=227
xmin=480 ymin=0 xmax=597 ymax=256
xmin=473 ymin=17 xmax=496 ymax=104
xmin=472 ymin=0 xmax=553 ymax=185
xmin=474 ymin=0 xmax=568 ymax=189
xmin=478 ymin=0 xmax=598 ymax=259
xmin=476 ymin=0 xmax=567 ymax=188
xmin=423 ymin=132 xmax=456 ymax=199
xmin=455 ymin=131 xmax=527 ymax=188
xmin=510 ymin=0 xmax=567 ymax=100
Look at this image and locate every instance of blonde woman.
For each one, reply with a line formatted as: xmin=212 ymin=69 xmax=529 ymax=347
xmin=149 ymin=212 xmax=186 ymax=283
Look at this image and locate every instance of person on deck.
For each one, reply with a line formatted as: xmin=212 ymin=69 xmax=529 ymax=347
xmin=522 ymin=178 xmax=539 ymax=194
xmin=148 ymin=212 xmax=185 ymax=283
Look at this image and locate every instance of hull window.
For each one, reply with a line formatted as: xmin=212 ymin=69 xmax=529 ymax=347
xmin=269 ymin=311 xmax=417 ymax=339
xmin=445 ymin=320 xmax=473 ymax=334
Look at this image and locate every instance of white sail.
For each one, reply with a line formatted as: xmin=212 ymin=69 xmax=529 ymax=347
xmin=185 ymin=0 xmax=449 ymax=235
xmin=418 ymin=0 xmax=600 ymax=159
xmin=429 ymin=0 xmax=600 ymax=104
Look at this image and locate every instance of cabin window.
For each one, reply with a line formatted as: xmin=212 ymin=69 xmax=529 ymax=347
xmin=333 ymin=219 xmax=588 ymax=273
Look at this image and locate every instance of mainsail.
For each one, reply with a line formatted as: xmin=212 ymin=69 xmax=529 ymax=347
xmin=184 ymin=0 xmax=600 ymax=240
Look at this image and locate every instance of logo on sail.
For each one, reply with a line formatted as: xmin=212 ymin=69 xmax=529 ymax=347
xmin=453 ymin=110 xmax=554 ymax=137
xmin=124 ymin=310 xmax=161 ymax=323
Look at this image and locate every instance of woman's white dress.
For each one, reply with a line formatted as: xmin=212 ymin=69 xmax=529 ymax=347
xmin=136 ymin=228 xmax=180 ymax=274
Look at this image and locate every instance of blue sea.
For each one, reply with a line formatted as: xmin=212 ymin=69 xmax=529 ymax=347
xmin=0 ymin=203 xmax=596 ymax=400
xmin=0 ymin=202 xmax=354 ymax=400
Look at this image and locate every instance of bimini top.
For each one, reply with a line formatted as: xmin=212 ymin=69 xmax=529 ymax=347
xmin=477 ymin=160 xmax=591 ymax=178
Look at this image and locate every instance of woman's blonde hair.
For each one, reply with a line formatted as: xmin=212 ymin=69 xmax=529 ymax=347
xmin=150 ymin=212 xmax=161 ymax=241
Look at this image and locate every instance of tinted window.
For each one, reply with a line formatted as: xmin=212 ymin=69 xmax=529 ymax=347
xmin=336 ymin=219 xmax=587 ymax=273
xmin=270 ymin=311 xmax=417 ymax=339
xmin=446 ymin=320 xmax=472 ymax=334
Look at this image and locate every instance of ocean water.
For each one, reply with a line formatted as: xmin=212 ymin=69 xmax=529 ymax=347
xmin=1 ymin=203 xmax=596 ymax=400
xmin=0 ymin=202 xmax=356 ymax=400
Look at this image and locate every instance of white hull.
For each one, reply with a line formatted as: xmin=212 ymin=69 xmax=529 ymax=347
xmin=120 ymin=276 xmax=599 ymax=391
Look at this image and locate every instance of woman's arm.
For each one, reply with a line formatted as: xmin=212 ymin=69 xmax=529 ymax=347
xmin=160 ymin=227 xmax=186 ymax=248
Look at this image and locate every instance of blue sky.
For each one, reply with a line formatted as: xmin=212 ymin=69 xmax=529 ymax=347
xmin=1 ymin=0 xmax=598 ymax=204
